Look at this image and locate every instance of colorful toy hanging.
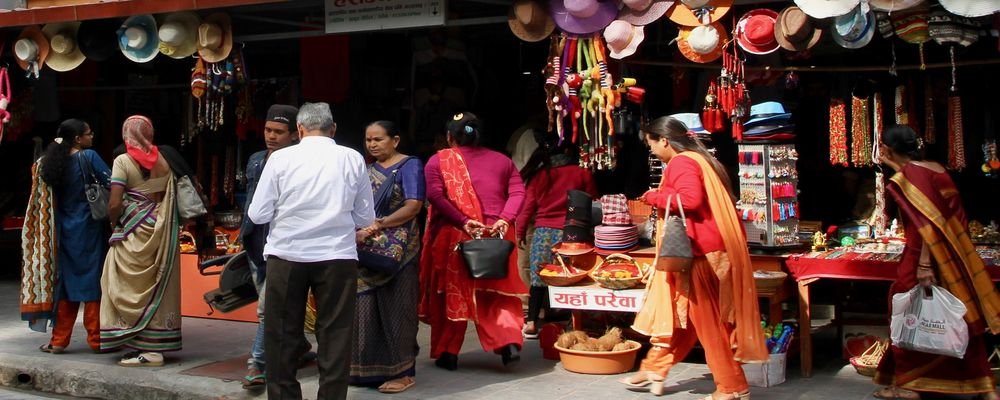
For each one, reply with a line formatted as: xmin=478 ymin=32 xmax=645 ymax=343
xmin=982 ymin=140 xmax=1000 ymax=176
xmin=718 ymin=42 xmax=750 ymax=140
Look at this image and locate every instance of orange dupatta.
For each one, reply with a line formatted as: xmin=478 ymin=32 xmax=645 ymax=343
xmin=679 ymin=152 xmax=768 ymax=363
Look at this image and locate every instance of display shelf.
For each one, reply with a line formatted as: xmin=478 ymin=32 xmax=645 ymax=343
xmin=737 ymin=143 xmax=800 ymax=248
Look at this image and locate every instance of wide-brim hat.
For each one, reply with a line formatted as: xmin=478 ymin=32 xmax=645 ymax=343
xmin=678 ymin=22 xmax=727 ymax=63
xmin=118 ymin=14 xmax=159 ymax=63
xmin=891 ymin=4 xmax=930 ymax=44
xmin=605 ymin=20 xmax=645 ymax=59
xmin=744 ymin=101 xmax=791 ymax=126
xmin=667 ymin=0 xmax=733 ymax=27
xmin=619 ymin=0 xmax=674 ymax=26
xmin=793 ymin=0 xmax=859 ymax=19
xmin=775 ymin=6 xmax=823 ymax=51
xmin=77 ymin=19 xmax=119 ymax=62
xmin=198 ymin=12 xmax=234 ymax=63
xmin=14 ymin=26 xmax=49 ymax=72
xmin=509 ymin=0 xmax=556 ymax=42
xmin=870 ymin=0 xmax=924 ymax=12
xmin=553 ymin=241 xmax=595 ymax=256
xmin=41 ymin=21 xmax=84 ymax=72
xmin=928 ymin=8 xmax=980 ymax=47
xmin=159 ymin=11 xmax=201 ymax=59
xmin=744 ymin=124 xmax=796 ymax=135
xmin=938 ymin=0 xmax=1000 ymax=18
xmin=832 ymin=5 xmax=875 ymax=49
xmin=736 ymin=9 xmax=780 ymax=55
xmin=669 ymin=113 xmax=711 ymax=135
xmin=550 ymin=0 xmax=618 ymax=35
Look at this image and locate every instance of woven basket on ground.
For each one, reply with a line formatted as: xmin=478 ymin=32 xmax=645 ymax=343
xmin=849 ymin=339 xmax=888 ymax=377
xmin=590 ymin=253 xmax=646 ymax=290
xmin=753 ymin=270 xmax=788 ymax=292
xmin=989 ymin=347 xmax=1000 ymax=382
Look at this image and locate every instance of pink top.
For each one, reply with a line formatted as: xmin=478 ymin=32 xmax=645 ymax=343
xmin=425 ymin=146 xmax=525 ymax=227
xmin=515 ymin=164 xmax=597 ymax=238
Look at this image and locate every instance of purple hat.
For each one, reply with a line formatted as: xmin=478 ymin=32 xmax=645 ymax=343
xmin=551 ymin=0 xmax=619 ymax=35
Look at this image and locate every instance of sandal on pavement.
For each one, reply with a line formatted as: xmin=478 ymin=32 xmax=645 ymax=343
xmin=618 ymin=372 xmax=653 ymax=388
xmin=243 ymin=367 xmax=266 ymax=390
xmin=118 ymin=351 xmax=164 ymax=367
xmin=377 ymin=376 xmax=415 ymax=394
xmin=39 ymin=344 xmax=65 ymax=354
xmin=873 ymin=387 xmax=920 ymax=400
xmin=701 ymin=391 xmax=751 ymax=400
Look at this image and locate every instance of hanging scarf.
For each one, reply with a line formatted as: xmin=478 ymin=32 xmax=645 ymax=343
xmin=123 ymin=115 xmax=159 ymax=170
xmin=830 ymin=98 xmax=848 ymax=166
xmin=20 ymin=160 xmax=57 ymax=332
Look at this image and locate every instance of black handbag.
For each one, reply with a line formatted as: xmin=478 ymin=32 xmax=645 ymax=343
xmin=655 ymin=194 xmax=693 ymax=272
xmin=77 ymin=153 xmax=109 ymax=220
xmin=459 ymin=233 xmax=514 ymax=279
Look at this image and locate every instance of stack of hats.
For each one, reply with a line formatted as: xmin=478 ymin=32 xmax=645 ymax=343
xmin=742 ymin=101 xmax=794 ymax=142
xmin=594 ymin=194 xmax=639 ymax=254
xmin=554 ymin=190 xmax=596 ymax=256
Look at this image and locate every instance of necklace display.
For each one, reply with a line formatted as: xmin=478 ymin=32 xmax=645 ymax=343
xmin=829 ymin=98 xmax=848 ymax=166
xmin=946 ymin=47 xmax=965 ymax=171
xmin=851 ymin=96 xmax=872 ymax=167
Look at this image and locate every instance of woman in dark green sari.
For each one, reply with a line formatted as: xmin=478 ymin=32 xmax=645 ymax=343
xmin=351 ymin=120 xmax=425 ymax=394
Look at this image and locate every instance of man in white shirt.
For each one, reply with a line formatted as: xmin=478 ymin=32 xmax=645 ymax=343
xmin=247 ymin=102 xmax=375 ymax=400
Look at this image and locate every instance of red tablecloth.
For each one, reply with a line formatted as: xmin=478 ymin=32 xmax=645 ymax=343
xmin=786 ymin=250 xmax=1000 ymax=282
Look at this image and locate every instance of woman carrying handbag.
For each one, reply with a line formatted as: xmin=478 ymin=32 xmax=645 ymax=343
xmin=418 ymin=112 xmax=528 ymax=371
xmin=624 ymin=116 xmax=767 ymax=400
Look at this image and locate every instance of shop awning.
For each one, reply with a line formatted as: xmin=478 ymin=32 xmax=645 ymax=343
xmin=0 ymin=0 xmax=287 ymax=26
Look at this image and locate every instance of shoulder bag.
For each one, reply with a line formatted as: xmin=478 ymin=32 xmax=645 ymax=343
xmin=358 ymin=157 xmax=415 ymax=275
xmin=176 ymin=175 xmax=208 ymax=220
xmin=655 ymin=194 xmax=693 ymax=272
xmin=77 ymin=153 xmax=109 ymax=220
xmin=459 ymin=230 xmax=514 ymax=279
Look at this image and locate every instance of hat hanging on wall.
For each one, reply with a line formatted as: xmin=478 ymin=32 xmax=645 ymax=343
xmin=667 ymin=0 xmax=733 ymax=27
xmin=832 ymin=4 xmax=875 ymax=49
xmin=77 ymin=19 xmax=119 ymax=62
xmin=619 ymin=0 xmax=673 ymax=26
xmin=508 ymin=0 xmax=555 ymax=42
xmin=159 ymin=11 xmax=201 ymax=59
xmin=869 ymin=0 xmax=924 ymax=12
xmin=14 ymin=26 xmax=49 ymax=77
xmin=118 ymin=14 xmax=159 ymax=63
xmin=604 ymin=20 xmax=645 ymax=59
xmin=891 ymin=4 xmax=930 ymax=44
xmin=198 ymin=13 xmax=234 ymax=62
xmin=793 ymin=0 xmax=859 ymax=19
xmin=736 ymin=9 xmax=780 ymax=55
xmin=41 ymin=21 xmax=84 ymax=72
xmin=550 ymin=0 xmax=618 ymax=35
xmin=938 ymin=0 xmax=1000 ymax=18
xmin=775 ymin=6 xmax=823 ymax=51
xmin=928 ymin=7 xmax=981 ymax=47
xmin=677 ymin=22 xmax=727 ymax=63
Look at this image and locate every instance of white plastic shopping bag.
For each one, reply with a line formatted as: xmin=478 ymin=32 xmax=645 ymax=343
xmin=890 ymin=285 xmax=969 ymax=359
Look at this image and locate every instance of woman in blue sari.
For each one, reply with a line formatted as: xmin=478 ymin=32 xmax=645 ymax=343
xmin=351 ymin=120 xmax=425 ymax=394
xmin=36 ymin=119 xmax=110 ymax=354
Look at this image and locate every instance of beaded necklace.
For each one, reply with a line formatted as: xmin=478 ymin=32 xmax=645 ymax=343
xmin=851 ymin=96 xmax=871 ymax=167
xmin=947 ymin=47 xmax=965 ymax=171
xmin=829 ymin=98 xmax=848 ymax=166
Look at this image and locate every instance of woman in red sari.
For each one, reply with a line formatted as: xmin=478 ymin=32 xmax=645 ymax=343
xmin=418 ymin=112 xmax=528 ymax=371
xmin=874 ymin=125 xmax=1000 ymax=400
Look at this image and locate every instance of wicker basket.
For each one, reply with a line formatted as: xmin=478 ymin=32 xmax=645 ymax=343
xmin=849 ymin=339 xmax=887 ymax=377
xmin=753 ymin=271 xmax=788 ymax=292
xmin=989 ymin=347 xmax=1000 ymax=383
xmin=590 ymin=253 xmax=646 ymax=290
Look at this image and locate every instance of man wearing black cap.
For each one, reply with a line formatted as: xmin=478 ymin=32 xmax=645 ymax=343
xmin=240 ymin=104 xmax=299 ymax=389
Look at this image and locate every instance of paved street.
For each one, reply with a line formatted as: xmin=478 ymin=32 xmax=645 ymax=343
xmin=0 ymin=279 xmax=988 ymax=399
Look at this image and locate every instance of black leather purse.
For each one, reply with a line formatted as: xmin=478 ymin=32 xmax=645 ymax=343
xmin=458 ymin=233 xmax=514 ymax=280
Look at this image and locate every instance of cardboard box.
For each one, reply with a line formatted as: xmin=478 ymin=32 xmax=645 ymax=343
xmin=741 ymin=353 xmax=786 ymax=387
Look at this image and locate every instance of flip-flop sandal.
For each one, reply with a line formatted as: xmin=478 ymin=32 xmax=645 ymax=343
xmin=242 ymin=374 xmax=266 ymax=389
xmin=873 ymin=387 xmax=919 ymax=400
xmin=118 ymin=352 xmax=164 ymax=367
xmin=377 ymin=377 xmax=414 ymax=394
xmin=39 ymin=344 xmax=65 ymax=354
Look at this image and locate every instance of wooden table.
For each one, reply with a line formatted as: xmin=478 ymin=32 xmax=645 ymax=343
xmin=785 ymin=250 xmax=1000 ymax=379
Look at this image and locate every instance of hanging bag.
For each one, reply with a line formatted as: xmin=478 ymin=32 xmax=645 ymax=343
xmin=176 ymin=175 xmax=208 ymax=220
xmin=77 ymin=153 xmax=109 ymax=220
xmin=655 ymin=194 xmax=693 ymax=272
xmin=459 ymin=229 xmax=514 ymax=279
xmin=358 ymin=157 xmax=415 ymax=275
xmin=889 ymin=284 xmax=969 ymax=359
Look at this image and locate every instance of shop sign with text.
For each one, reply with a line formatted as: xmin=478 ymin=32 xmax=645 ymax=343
xmin=548 ymin=286 xmax=644 ymax=312
xmin=325 ymin=0 xmax=445 ymax=34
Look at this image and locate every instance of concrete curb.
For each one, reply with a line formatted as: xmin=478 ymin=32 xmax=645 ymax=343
xmin=0 ymin=354 xmax=254 ymax=400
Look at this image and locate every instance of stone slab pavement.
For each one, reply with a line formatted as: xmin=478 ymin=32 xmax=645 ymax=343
xmin=0 ymin=280 xmax=983 ymax=399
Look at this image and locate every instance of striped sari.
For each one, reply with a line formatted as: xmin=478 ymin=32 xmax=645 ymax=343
xmin=99 ymin=155 xmax=182 ymax=352
xmin=874 ymin=162 xmax=1000 ymax=394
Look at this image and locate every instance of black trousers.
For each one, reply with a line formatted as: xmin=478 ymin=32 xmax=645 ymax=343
xmin=265 ymin=257 xmax=358 ymax=400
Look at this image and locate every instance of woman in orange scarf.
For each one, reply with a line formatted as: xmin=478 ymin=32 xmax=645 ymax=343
xmin=873 ymin=125 xmax=1000 ymax=400
xmin=418 ymin=112 xmax=528 ymax=371
xmin=622 ymin=116 xmax=767 ymax=399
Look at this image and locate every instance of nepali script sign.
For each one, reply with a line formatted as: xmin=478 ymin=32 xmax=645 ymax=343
xmin=548 ymin=285 xmax=645 ymax=312
xmin=325 ymin=0 xmax=446 ymax=34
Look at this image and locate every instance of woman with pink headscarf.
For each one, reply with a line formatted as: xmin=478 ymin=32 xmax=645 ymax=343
xmin=99 ymin=116 xmax=182 ymax=366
